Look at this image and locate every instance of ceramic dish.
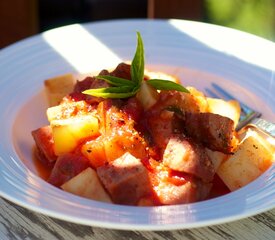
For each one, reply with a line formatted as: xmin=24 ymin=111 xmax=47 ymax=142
xmin=0 ymin=19 xmax=274 ymax=230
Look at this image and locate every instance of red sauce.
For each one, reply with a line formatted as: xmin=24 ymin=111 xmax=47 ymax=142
xmin=208 ymin=174 xmax=230 ymax=199
xmin=32 ymin=148 xmax=52 ymax=181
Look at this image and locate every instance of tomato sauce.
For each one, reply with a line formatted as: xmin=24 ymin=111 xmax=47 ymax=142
xmin=32 ymin=148 xmax=52 ymax=180
xmin=208 ymin=174 xmax=230 ymax=199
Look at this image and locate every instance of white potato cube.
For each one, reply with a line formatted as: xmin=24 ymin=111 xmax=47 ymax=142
xmin=46 ymin=100 xmax=90 ymax=122
xmin=136 ymin=81 xmax=159 ymax=110
xmin=44 ymin=73 xmax=76 ymax=106
xmin=206 ymin=148 xmax=228 ymax=172
xmin=61 ymin=167 xmax=112 ymax=203
xmin=217 ymin=129 xmax=274 ymax=191
xmin=207 ymin=97 xmax=241 ymax=128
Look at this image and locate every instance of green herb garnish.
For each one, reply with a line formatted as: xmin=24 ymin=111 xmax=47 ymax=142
xmin=131 ymin=31 xmax=145 ymax=86
xmin=83 ymin=32 xmax=189 ymax=98
xmin=146 ymin=79 xmax=189 ymax=92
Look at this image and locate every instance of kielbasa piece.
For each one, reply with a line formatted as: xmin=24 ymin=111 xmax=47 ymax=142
xmin=97 ymin=152 xmax=151 ymax=205
xmin=48 ymin=153 xmax=90 ymax=187
xmin=110 ymin=62 xmax=132 ymax=80
xmin=32 ymin=126 xmax=57 ymax=165
xmin=163 ymin=135 xmax=215 ymax=182
xmin=182 ymin=112 xmax=236 ymax=154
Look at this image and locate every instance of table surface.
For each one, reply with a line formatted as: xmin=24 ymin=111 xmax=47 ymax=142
xmin=1 ymin=197 xmax=274 ymax=240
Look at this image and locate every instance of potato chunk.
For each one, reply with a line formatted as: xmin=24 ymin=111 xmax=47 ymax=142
xmin=51 ymin=115 xmax=99 ymax=156
xmin=207 ymin=98 xmax=241 ymax=128
xmin=205 ymin=148 xmax=227 ymax=172
xmin=136 ymin=81 xmax=159 ymax=110
xmin=61 ymin=167 xmax=112 ymax=203
xmin=44 ymin=73 xmax=75 ymax=106
xmin=217 ymin=129 xmax=274 ymax=191
xmin=47 ymin=100 xmax=90 ymax=122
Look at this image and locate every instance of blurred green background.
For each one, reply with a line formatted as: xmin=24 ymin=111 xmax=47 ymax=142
xmin=205 ymin=0 xmax=275 ymax=41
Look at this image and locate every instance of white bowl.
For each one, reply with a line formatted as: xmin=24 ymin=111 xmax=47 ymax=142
xmin=0 ymin=19 xmax=274 ymax=230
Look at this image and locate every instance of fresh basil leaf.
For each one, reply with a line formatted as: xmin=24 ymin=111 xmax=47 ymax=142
xmin=81 ymin=32 xmax=189 ymax=99
xmin=147 ymin=79 xmax=190 ymax=93
xmin=131 ymin=31 xmax=144 ymax=86
xmin=83 ymin=86 xmax=135 ymax=98
xmin=96 ymin=75 xmax=135 ymax=87
xmin=83 ymin=86 xmax=133 ymax=94
xmin=85 ymin=91 xmax=135 ymax=98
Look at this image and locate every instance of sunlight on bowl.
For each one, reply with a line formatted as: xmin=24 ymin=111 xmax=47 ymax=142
xmin=42 ymin=24 xmax=122 ymax=73
xmin=169 ymin=19 xmax=275 ymax=71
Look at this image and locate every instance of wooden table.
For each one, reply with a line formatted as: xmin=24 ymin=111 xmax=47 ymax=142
xmin=1 ymin=197 xmax=274 ymax=240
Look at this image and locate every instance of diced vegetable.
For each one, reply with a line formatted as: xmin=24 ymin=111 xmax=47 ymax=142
xmin=136 ymin=81 xmax=159 ymax=110
xmin=81 ymin=137 xmax=106 ymax=168
xmin=103 ymin=130 xmax=147 ymax=162
xmin=217 ymin=129 xmax=275 ymax=191
xmin=51 ymin=115 xmax=99 ymax=156
xmin=47 ymin=100 xmax=91 ymax=122
xmin=61 ymin=167 xmax=112 ymax=203
xmin=44 ymin=73 xmax=75 ymax=106
xmin=81 ymin=129 xmax=147 ymax=168
xmin=205 ymin=148 xmax=227 ymax=172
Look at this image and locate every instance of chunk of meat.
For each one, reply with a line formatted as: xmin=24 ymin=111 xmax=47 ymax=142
xmin=181 ymin=112 xmax=237 ymax=154
xmin=73 ymin=70 xmax=111 ymax=93
xmin=144 ymin=110 xmax=184 ymax=155
xmin=146 ymin=160 xmax=212 ymax=205
xmin=48 ymin=153 xmax=90 ymax=187
xmin=163 ymin=135 xmax=215 ymax=182
xmin=97 ymin=152 xmax=152 ymax=205
xmin=155 ymin=178 xmax=212 ymax=205
xmin=70 ymin=69 xmax=111 ymax=104
xmin=151 ymin=90 xmax=201 ymax=115
xmin=142 ymin=90 xmax=200 ymax=153
xmin=145 ymin=110 xmax=175 ymax=149
xmin=32 ymin=126 xmax=57 ymax=165
xmin=121 ymin=97 xmax=143 ymax=123
xmin=110 ymin=62 xmax=131 ymax=80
